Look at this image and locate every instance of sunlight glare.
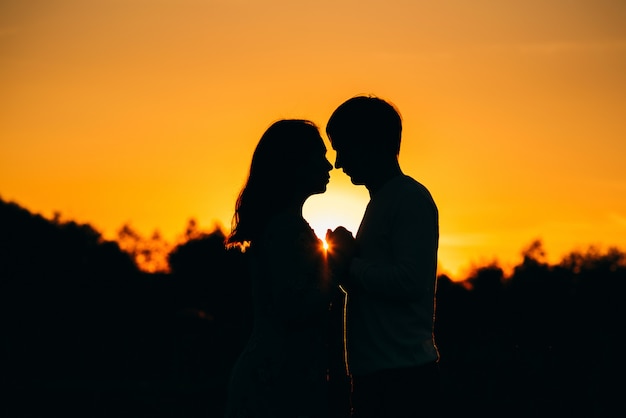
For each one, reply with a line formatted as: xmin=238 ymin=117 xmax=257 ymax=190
xmin=303 ymin=176 xmax=369 ymax=242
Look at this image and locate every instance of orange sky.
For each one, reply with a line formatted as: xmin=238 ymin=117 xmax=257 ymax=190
xmin=1 ymin=0 xmax=625 ymax=279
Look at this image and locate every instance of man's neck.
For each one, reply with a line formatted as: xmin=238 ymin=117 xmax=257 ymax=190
xmin=365 ymin=161 xmax=403 ymax=197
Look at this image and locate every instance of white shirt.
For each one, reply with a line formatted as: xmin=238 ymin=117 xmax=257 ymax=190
xmin=347 ymin=174 xmax=440 ymax=376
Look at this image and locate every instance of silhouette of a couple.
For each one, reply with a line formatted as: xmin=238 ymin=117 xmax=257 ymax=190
xmin=224 ymin=96 xmax=441 ymax=418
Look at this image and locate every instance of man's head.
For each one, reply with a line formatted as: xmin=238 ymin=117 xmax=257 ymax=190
xmin=326 ymin=95 xmax=402 ymax=185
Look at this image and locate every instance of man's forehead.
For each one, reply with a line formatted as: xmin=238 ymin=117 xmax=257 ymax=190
xmin=331 ymin=136 xmax=364 ymax=150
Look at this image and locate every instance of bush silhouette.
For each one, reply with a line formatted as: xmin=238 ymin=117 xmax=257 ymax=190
xmin=2 ymin=197 xmax=625 ymax=417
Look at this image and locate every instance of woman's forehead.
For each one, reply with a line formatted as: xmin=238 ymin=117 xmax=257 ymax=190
xmin=307 ymin=133 xmax=326 ymax=150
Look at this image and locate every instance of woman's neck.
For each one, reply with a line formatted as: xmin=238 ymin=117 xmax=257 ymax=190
xmin=282 ymin=199 xmax=306 ymax=218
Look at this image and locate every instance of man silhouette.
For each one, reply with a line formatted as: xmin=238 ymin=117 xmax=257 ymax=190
xmin=326 ymin=95 xmax=441 ymax=418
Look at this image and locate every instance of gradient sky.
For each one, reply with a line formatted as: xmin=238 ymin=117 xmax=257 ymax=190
xmin=1 ymin=0 xmax=625 ymax=279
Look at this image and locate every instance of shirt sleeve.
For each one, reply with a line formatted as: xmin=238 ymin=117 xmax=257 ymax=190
xmin=350 ymin=192 xmax=438 ymax=301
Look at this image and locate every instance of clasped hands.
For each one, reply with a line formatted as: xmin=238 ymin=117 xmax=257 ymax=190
xmin=325 ymin=226 xmax=357 ymax=290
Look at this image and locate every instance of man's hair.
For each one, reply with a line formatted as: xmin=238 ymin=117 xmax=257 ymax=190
xmin=326 ymin=95 xmax=402 ymax=155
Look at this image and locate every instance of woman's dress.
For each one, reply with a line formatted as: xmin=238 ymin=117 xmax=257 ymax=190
xmin=225 ymin=213 xmax=335 ymax=418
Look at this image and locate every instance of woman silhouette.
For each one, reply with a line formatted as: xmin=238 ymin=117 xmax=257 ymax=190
xmin=224 ymin=119 xmax=341 ymax=418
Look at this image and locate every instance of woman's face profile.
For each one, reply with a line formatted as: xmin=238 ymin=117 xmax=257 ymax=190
xmin=295 ymin=134 xmax=333 ymax=198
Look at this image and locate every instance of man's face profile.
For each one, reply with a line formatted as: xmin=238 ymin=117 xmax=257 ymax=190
xmin=331 ymin=134 xmax=373 ymax=186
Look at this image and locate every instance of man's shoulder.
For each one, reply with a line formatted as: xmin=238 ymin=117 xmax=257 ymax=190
xmin=391 ymin=175 xmax=435 ymax=202
xmin=398 ymin=174 xmax=425 ymax=189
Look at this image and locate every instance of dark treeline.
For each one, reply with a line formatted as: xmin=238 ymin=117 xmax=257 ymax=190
xmin=1 ymin=197 xmax=625 ymax=417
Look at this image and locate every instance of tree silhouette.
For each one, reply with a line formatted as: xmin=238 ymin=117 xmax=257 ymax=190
xmin=2 ymin=197 xmax=625 ymax=417
xmin=168 ymin=227 xmax=253 ymax=368
xmin=435 ymin=240 xmax=626 ymax=417
xmin=116 ymin=223 xmax=172 ymax=273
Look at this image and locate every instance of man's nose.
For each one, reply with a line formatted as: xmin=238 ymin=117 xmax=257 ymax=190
xmin=334 ymin=155 xmax=342 ymax=169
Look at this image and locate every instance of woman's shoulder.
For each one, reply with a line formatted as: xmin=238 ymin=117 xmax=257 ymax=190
xmin=261 ymin=211 xmax=314 ymax=246
xmin=268 ymin=210 xmax=304 ymax=228
xmin=254 ymin=212 xmax=323 ymax=270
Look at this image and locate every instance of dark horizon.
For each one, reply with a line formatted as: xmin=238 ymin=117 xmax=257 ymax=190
xmin=2 ymin=196 xmax=625 ymax=417
xmin=2 ymin=196 xmax=623 ymax=282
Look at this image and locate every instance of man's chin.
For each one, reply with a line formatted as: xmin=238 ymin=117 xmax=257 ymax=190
xmin=312 ymin=186 xmax=328 ymax=195
xmin=342 ymin=171 xmax=365 ymax=185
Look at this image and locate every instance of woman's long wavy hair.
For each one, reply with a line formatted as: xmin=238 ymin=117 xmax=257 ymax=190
xmin=226 ymin=119 xmax=322 ymax=248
